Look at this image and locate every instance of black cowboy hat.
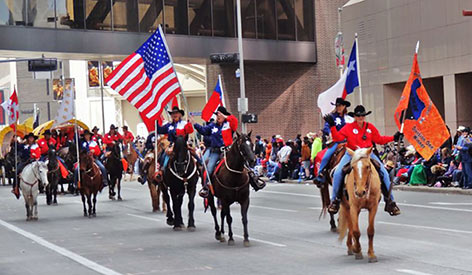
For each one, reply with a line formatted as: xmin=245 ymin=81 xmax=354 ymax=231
xmin=83 ymin=129 xmax=92 ymax=136
xmin=43 ymin=129 xmax=52 ymax=136
xmin=26 ymin=132 xmax=38 ymax=140
xmin=110 ymin=124 xmax=117 ymax=130
xmin=92 ymin=126 xmax=99 ymax=132
xmin=214 ymin=106 xmax=231 ymax=116
xmin=348 ymin=105 xmax=372 ymax=117
xmin=331 ymin=97 xmax=351 ymax=107
xmin=122 ymin=125 xmax=128 ymax=129
xmin=168 ymin=106 xmax=185 ymax=116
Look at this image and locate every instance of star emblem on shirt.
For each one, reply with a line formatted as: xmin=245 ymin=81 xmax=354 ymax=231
xmin=168 ymin=125 xmax=175 ymax=131
xmin=335 ymin=117 xmax=342 ymax=126
xmin=211 ymin=127 xmax=218 ymax=134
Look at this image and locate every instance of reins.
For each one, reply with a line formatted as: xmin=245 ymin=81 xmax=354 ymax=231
xmin=169 ymin=150 xmax=198 ymax=184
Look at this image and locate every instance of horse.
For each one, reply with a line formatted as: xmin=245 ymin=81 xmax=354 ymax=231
xmin=163 ymin=135 xmax=199 ymax=231
xmin=57 ymin=142 xmax=77 ymax=194
xmin=4 ymin=149 xmax=18 ymax=185
xmin=124 ymin=141 xmax=139 ymax=181
xmin=78 ymin=150 xmax=103 ymax=217
xmin=316 ymin=143 xmax=346 ymax=232
xmin=19 ymin=160 xmax=49 ymax=221
xmin=208 ymin=132 xmax=256 ymax=246
xmin=46 ymin=146 xmax=61 ymax=205
xmin=338 ymin=147 xmax=381 ymax=263
xmin=105 ymin=143 xmax=124 ymax=200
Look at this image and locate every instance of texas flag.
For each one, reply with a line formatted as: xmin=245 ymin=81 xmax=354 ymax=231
xmin=201 ymin=75 xmax=225 ymax=121
xmin=317 ymin=41 xmax=359 ymax=115
xmin=1 ymin=89 xmax=19 ymax=130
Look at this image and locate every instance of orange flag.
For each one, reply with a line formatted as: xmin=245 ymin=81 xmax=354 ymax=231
xmin=394 ymin=53 xmax=450 ymax=160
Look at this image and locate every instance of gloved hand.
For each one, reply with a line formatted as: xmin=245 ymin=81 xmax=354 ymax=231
xmin=323 ymin=115 xmax=335 ymax=127
xmin=394 ymin=131 xmax=404 ymax=142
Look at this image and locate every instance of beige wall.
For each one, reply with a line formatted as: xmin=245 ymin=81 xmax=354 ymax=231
xmin=342 ymin=0 xmax=472 ymax=134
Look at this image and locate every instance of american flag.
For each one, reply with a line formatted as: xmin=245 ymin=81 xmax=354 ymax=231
xmin=105 ymin=25 xmax=181 ymax=121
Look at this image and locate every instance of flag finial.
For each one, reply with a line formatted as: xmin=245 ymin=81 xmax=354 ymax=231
xmin=415 ymin=41 xmax=420 ymax=54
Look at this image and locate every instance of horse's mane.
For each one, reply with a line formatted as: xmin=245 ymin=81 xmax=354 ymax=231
xmin=350 ymin=148 xmax=371 ymax=164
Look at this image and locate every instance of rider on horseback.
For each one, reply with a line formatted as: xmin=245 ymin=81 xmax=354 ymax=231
xmin=78 ymin=130 xmax=108 ymax=189
xmin=12 ymin=133 xmax=42 ymax=198
xmin=38 ymin=130 xmax=58 ymax=160
xmin=103 ymin=125 xmax=123 ymax=151
xmin=315 ymin=97 xmax=352 ymax=183
xmin=325 ymin=105 xmax=402 ymax=216
xmin=191 ymin=106 xmax=265 ymax=198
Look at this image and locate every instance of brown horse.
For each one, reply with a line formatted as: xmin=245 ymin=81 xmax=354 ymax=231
xmin=46 ymin=146 xmax=60 ymax=205
xmin=317 ymin=143 xmax=346 ymax=232
xmin=79 ymin=150 xmax=103 ymax=217
xmin=105 ymin=143 xmax=124 ymax=200
xmin=208 ymin=132 xmax=256 ymax=246
xmin=338 ymin=147 xmax=381 ymax=263
xmin=124 ymin=141 xmax=139 ymax=181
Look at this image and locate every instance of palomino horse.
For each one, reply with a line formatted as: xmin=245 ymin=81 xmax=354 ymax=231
xmin=316 ymin=143 xmax=346 ymax=232
xmin=20 ymin=161 xmax=49 ymax=221
xmin=46 ymin=146 xmax=61 ymax=205
xmin=106 ymin=143 xmax=124 ymax=200
xmin=208 ymin=132 xmax=256 ymax=246
xmin=124 ymin=141 xmax=139 ymax=181
xmin=338 ymin=147 xmax=381 ymax=263
xmin=163 ymin=136 xmax=199 ymax=231
xmin=79 ymin=150 xmax=103 ymax=217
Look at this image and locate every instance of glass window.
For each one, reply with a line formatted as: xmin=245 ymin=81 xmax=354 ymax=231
xmin=20 ymin=0 xmax=56 ymax=28
xmin=139 ymin=0 xmax=164 ymax=33
xmin=0 ymin=1 xmax=20 ymax=25
xmin=256 ymin=0 xmax=276 ymax=39
xmin=212 ymin=0 xmax=234 ymax=37
xmin=56 ymin=0 xmax=85 ymax=29
xmin=113 ymin=0 xmax=139 ymax=32
xmin=240 ymin=0 xmax=255 ymax=38
xmin=85 ymin=0 xmax=112 ymax=30
xmin=276 ymin=0 xmax=295 ymax=40
xmin=164 ymin=0 xmax=188 ymax=35
xmin=295 ymin=0 xmax=314 ymax=41
xmin=188 ymin=0 xmax=212 ymax=36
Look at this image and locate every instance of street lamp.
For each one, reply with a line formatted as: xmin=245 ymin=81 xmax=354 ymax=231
xmin=236 ymin=0 xmax=248 ymax=134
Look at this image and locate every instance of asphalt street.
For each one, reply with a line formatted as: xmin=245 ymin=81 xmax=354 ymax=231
xmin=0 ymin=180 xmax=471 ymax=275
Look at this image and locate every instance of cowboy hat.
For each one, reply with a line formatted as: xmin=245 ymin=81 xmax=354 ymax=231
xmin=92 ymin=126 xmax=100 ymax=132
xmin=168 ymin=106 xmax=185 ymax=116
xmin=214 ymin=106 xmax=231 ymax=116
xmin=43 ymin=129 xmax=52 ymax=136
xmin=122 ymin=125 xmax=128 ymax=130
xmin=83 ymin=129 xmax=92 ymax=136
xmin=331 ymin=97 xmax=351 ymax=107
xmin=348 ymin=105 xmax=372 ymax=117
xmin=25 ymin=132 xmax=38 ymax=140
xmin=109 ymin=124 xmax=117 ymax=130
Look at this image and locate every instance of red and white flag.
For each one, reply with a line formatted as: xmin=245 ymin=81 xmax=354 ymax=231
xmin=201 ymin=75 xmax=225 ymax=121
xmin=1 ymin=89 xmax=19 ymax=130
xmin=105 ymin=25 xmax=181 ymax=122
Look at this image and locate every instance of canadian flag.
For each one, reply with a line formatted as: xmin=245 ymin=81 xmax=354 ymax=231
xmin=1 ymin=89 xmax=19 ymax=130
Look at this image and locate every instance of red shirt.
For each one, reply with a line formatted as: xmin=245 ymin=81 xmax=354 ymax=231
xmin=103 ymin=132 xmax=123 ymax=146
xmin=222 ymin=115 xmax=238 ymax=146
xmin=37 ymin=137 xmax=57 ymax=155
xmin=331 ymin=122 xmax=393 ymax=151
xmin=122 ymin=131 xmax=135 ymax=144
xmin=82 ymin=140 xmax=101 ymax=157
xmin=92 ymin=133 xmax=102 ymax=142
xmin=29 ymin=143 xmax=41 ymax=160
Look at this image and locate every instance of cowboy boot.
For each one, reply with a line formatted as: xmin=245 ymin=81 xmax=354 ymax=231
xmin=11 ymin=177 xmax=20 ymax=199
xmin=380 ymin=181 xmax=401 ymax=216
xmin=328 ymin=198 xmax=340 ymax=214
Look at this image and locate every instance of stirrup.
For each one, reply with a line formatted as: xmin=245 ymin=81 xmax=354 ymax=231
xmin=199 ymin=187 xmax=209 ymax=198
xmin=328 ymin=199 xmax=340 ymax=214
xmin=385 ymin=200 xmax=401 ymax=216
xmin=250 ymin=177 xmax=266 ymax=191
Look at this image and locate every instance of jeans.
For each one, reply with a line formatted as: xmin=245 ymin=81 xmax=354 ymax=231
xmin=331 ymin=151 xmax=394 ymax=201
xmin=462 ymin=161 xmax=472 ymax=188
xmin=318 ymin=143 xmax=338 ymax=174
xmin=266 ymin=160 xmax=278 ymax=178
xmin=203 ymin=149 xmax=221 ymax=183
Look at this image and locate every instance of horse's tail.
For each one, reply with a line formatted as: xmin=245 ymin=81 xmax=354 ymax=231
xmin=318 ymin=181 xmax=330 ymax=219
xmin=338 ymin=205 xmax=349 ymax=242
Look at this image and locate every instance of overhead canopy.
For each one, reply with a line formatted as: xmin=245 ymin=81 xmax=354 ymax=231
xmin=0 ymin=118 xmax=34 ymax=158
xmin=33 ymin=119 xmax=90 ymax=138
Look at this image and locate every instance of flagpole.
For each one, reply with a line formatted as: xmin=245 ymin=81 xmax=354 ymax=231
xmin=400 ymin=41 xmax=420 ymax=134
xmin=13 ymin=87 xmax=18 ymax=192
xmin=218 ymin=74 xmax=226 ymax=107
xmin=355 ymin=33 xmax=363 ymax=105
xmin=72 ymin=79 xmax=81 ymax=189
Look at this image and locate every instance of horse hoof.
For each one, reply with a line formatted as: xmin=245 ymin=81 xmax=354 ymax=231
xmin=152 ymin=209 xmax=159 ymax=213
xmin=84 ymin=213 xmax=88 ymax=217
xmin=92 ymin=213 xmax=96 ymax=217
xmin=118 ymin=197 xmax=122 ymax=201
xmin=187 ymin=226 xmax=196 ymax=232
xmin=215 ymin=233 xmax=221 ymax=241
xmin=173 ymin=226 xmax=182 ymax=231
xmin=109 ymin=195 xmax=115 ymax=200
xmin=368 ymin=256 xmax=378 ymax=263
xmin=32 ymin=217 xmax=38 ymax=221
xmin=166 ymin=218 xmax=174 ymax=226
xmin=219 ymin=236 xmax=226 ymax=243
xmin=244 ymin=240 xmax=251 ymax=247
xmin=355 ymin=253 xmax=363 ymax=260
xmin=330 ymin=227 xmax=338 ymax=233
xmin=347 ymin=250 xmax=354 ymax=256
xmin=228 ymin=239 xmax=235 ymax=246
xmin=26 ymin=217 xmax=31 ymax=221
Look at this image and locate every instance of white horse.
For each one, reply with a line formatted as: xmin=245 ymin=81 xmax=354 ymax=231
xmin=20 ymin=161 xmax=49 ymax=221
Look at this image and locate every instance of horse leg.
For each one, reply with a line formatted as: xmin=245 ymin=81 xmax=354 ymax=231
xmin=109 ymin=177 xmax=115 ymax=200
xmin=367 ymin=205 xmax=379 ymax=263
xmin=220 ymin=202 xmax=226 ymax=243
xmin=350 ymin=206 xmax=363 ymax=259
xmin=117 ymin=178 xmax=122 ymax=201
xmin=208 ymin=194 xmax=221 ymax=241
xmin=240 ymin=197 xmax=250 ymax=247
xmin=344 ymin=206 xmax=354 ymax=256
xmin=92 ymin=192 xmax=97 ymax=217
xmin=33 ymin=199 xmax=38 ymax=220
xmin=87 ymin=194 xmax=93 ymax=217
xmin=53 ymin=184 xmax=57 ymax=204
xmin=187 ymin=183 xmax=196 ymax=230
xmin=148 ymin=182 xmax=159 ymax=212
xmin=172 ymin=193 xmax=184 ymax=230
xmin=161 ymin=185 xmax=174 ymax=226
xmin=46 ymin=186 xmax=51 ymax=205
xmin=226 ymin=204 xmax=234 ymax=246
xmin=81 ymin=193 xmax=87 ymax=217
xmin=330 ymin=213 xmax=337 ymax=232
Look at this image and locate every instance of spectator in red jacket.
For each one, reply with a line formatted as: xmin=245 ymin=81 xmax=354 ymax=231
xmin=38 ymin=130 xmax=57 ymax=159
xmin=102 ymin=124 xmax=123 ymax=150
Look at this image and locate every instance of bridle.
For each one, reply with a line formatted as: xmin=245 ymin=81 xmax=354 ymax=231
xmin=169 ymin=149 xmax=197 ymax=184
xmin=223 ymin=137 xmax=254 ymax=174
xmin=352 ymin=158 xmax=372 ymax=199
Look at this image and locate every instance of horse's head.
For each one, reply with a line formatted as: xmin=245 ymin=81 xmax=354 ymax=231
xmin=79 ymin=150 xmax=94 ymax=172
xmin=347 ymin=147 xmax=373 ymax=198
xmin=234 ymin=131 xmax=256 ymax=168
xmin=36 ymin=161 xmax=49 ymax=187
xmin=48 ymin=145 xmax=56 ymax=159
xmin=173 ymin=135 xmax=189 ymax=175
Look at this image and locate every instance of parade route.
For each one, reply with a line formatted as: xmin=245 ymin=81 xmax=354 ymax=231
xmin=0 ymin=182 xmax=471 ymax=275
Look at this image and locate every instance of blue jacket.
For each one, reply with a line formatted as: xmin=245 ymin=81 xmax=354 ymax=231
xmin=323 ymin=112 xmax=349 ymax=135
xmin=194 ymin=122 xmax=227 ymax=149
xmin=157 ymin=120 xmax=193 ymax=143
xmin=460 ymin=138 xmax=472 ymax=163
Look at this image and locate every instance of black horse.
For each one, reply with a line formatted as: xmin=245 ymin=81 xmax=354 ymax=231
xmin=106 ymin=143 xmax=123 ymax=200
xmin=46 ymin=145 xmax=60 ymax=205
xmin=4 ymin=149 xmax=18 ymax=185
xmin=208 ymin=132 xmax=256 ymax=246
xmin=163 ymin=136 xmax=199 ymax=231
xmin=57 ymin=142 xmax=78 ymax=194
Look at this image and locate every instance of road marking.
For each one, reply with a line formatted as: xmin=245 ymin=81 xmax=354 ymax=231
xmin=262 ymin=190 xmax=320 ymax=198
xmin=127 ymin=213 xmax=162 ymax=222
xmin=308 ymin=207 xmax=323 ymax=210
xmin=379 ymin=221 xmax=472 ymax=235
xmin=429 ymin=202 xmax=472 ymax=206
xmin=250 ymin=205 xmax=298 ymax=213
xmin=397 ymin=202 xmax=472 ymax=213
xmin=0 ymin=219 xmax=122 ymax=275
xmin=396 ymin=269 xmax=433 ymax=275
xmin=232 ymin=234 xmax=287 ymax=247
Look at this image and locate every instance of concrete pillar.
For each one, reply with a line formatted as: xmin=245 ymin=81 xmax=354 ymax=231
xmin=443 ymin=74 xmax=457 ymax=131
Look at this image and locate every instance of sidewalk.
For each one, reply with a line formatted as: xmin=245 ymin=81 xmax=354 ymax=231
xmin=264 ymin=178 xmax=472 ymax=196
